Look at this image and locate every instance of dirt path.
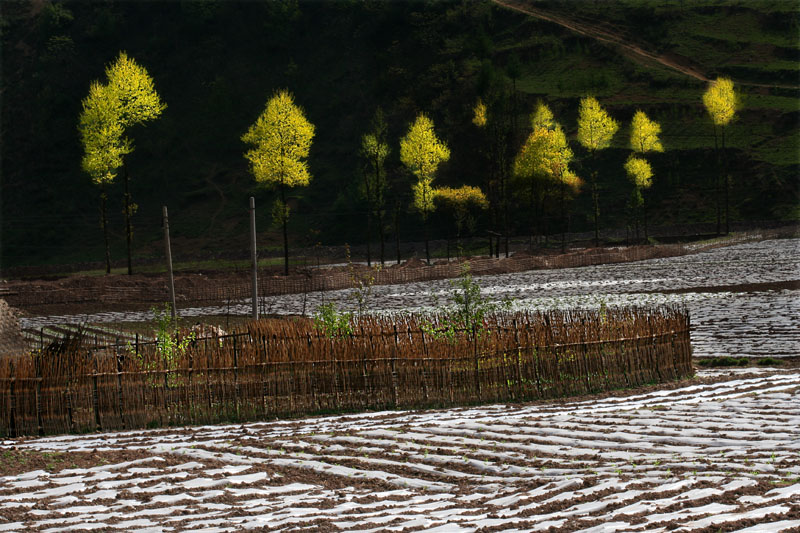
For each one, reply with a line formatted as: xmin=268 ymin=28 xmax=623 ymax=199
xmin=493 ymin=0 xmax=800 ymax=90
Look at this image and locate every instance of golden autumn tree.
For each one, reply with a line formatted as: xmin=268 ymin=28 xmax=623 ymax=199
xmin=104 ymin=52 xmax=166 ymax=275
xmin=577 ymin=97 xmax=619 ymax=247
xmin=78 ymin=52 xmax=164 ymax=275
xmin=78 ymin=81 xmax=131 ymax=274
xmin=629 ymin=110 xmax=663 ymax=242
xmin=360 ymin=109 xmax=390 ymax=267
xmin=242 ymin=90 xmax=315 ymax=275
xmin=530 ymin=101 xmax=555 ymax=131
xmin=400 ymin=113 xmax=450 ymax=264
xmin=514 ymin=120 xmax=581 ymax=253
xmin=434 ymin=185 xmax=489 ymax=256
xmin=472 ymin=99 xmax=487 ymax=127
xmin=703 ymin=77 xmax=738 ymax=234
xmin=624 ymin=155 xmax=653 ymax=241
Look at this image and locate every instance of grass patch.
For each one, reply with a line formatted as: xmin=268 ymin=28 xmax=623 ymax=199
xmin=756 ymin=357 xmax=784 ymax=366
xmin=697 ymin=356 xmax=750 ymax=367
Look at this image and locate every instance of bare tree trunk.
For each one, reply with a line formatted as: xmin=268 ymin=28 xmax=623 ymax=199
xmin=713 ymin=125 xmax=721 ymax=236
xmin=378 ymin=210 xmax=385 ymax=266
xmin=394 ymin=202 xmax=401 ymax=265
xmin=123 ymin=165 xmax=133 ymax=275
xmin=366 ymin=207 xmax=372 ymax=267
xmin=560 ymin=176 xmax=566 ymax=254
xmin=281 ymin=186 xmax=289 ymax=276
xmin=643 ymin=192 xmax=648 ymax=243
xmin=722 ymin=127 xmax=729 ymax=235
xmin=100 ymin=186 xmax=111 ymax=274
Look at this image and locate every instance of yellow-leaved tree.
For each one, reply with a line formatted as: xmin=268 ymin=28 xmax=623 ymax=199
xmin=360 ymin=109 xmax=390 ymax=267
xmin=530 ymin=101 xmax=555 ymax=131
xmin=624 ymin=155 xmax=653 ymax=240
xmin=702 ymin=77 xmax=738 ymax=234
xmin=104 ymin=52 xmax=166 ymax=275
xmin=400 ymin=113 xmax=450 ymax=264
xmin=434 ymin=185 xmax=489 ymax=256
xmin=242 ymin=90 xmax=315 ymax=275
xmin=472 ymin=99 xmax=487 ymax=128
xmin=78 ymin=81 xmax=131 ymax=274
xmin=78 ymin=52 xmax=164 ymax=275
xmin=629 ymin=110 xmax=663 ymax=241
xmin=514 ymin=110 xmax=581 ymax=253
xmin=577 ymin=97 xmax=619 ymax=247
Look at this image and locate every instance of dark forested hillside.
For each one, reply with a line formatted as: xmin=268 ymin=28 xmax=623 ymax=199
xmin=1 ymin=0 xmax=798 ymax=271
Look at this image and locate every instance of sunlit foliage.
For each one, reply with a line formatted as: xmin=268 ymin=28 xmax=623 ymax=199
xmin=242 ymin=90 xmax=315 ymax=189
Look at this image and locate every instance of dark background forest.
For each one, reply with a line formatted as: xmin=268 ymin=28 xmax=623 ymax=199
xmin=1 ymin=0 xmax=798 ymax=273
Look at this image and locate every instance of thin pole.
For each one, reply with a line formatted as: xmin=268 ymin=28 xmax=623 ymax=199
xmin=163 ymin=206 xmax=177 ymax=321
xmin=250 ymin=196 xmax=259 ymax=320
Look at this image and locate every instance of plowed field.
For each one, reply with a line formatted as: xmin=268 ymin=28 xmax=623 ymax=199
xmin=2 ymin=369 xmax=798 ymax=532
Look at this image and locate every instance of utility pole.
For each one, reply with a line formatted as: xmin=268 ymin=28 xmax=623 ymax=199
xmin=162 ymin=206 xmax=177 ymax=321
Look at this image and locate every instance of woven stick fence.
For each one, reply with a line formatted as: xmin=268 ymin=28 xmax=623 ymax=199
xmin=0 ymin=307 xmax=692 ymax=437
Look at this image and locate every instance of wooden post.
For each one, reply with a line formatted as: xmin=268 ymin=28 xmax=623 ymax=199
xmin=419 ymin=328 xmax=429 ymax=403
xmin=472 ymin=323 xmax=481 ymax=401
xmin=513 ymin=319 xmax=523 ymax=399
xmin=35 ymin=355 xmax=44 ymax=436
xmin=391 ymin=325 xmax=399 ymax=407
xmin=233 ymin=335 xmax=240 ymax=420
xmin=9 ymin=362 xmax=17 ymax=438
xmin=163 ymin=206 xmax=178 ymax=320
xmin=92 ymin=354 xmax=102 ymax=432
xmin=250 ymin=197 xmax=259 ymax=320
xmin=115 ymin=338 xmax=125 ymax=430
xmin=260 ymin=335 xmax=268 ymax=416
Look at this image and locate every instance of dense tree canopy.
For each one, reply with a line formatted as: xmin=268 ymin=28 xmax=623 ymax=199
xmin=630 ymin=110 xmax=664 ymax=154
xmin=242 ymin=91 xmax=315 ymax=189
xmin=703 ymin=77 xmax=738 ymax=127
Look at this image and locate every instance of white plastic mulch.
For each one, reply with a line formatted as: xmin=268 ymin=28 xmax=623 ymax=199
xmin=1 ymin=369 xmax=799 ymax=532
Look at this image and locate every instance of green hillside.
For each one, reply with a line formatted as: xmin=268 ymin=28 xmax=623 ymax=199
xmin=1 ymin=0 xmax=798 ymax=272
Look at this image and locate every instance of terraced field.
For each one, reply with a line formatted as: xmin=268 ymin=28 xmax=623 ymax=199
xmin=2 ymin=369 xmax=798 ymax=532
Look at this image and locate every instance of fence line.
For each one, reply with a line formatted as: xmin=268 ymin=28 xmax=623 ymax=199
xmin=7 ymin=229 xmax=784 ymax=310
xmin=0 ymin=308 xmax=692 ymax=437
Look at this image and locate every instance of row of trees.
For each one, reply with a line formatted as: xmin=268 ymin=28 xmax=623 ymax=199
xmin=80 ymin=52 xmax=738 ymax=275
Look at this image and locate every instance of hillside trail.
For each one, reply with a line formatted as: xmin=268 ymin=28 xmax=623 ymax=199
xmin=493 ymin=0 xmax=800 ymax=91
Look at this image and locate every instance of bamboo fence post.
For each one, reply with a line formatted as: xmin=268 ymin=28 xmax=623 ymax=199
xmin=9 ymin=362 xmax=17 ymax=438
xmin=66 ymin=359 xmax=75 ymax=433
xmin=233 ymin=334 xmax=240 ymax=420
xmin=115 ymin=339 xmax=125 ymax=430
xmin=308 ymin=333 xmax=318 ymax=410
xmin=260 ymin=335 xmax=268 ymax=417
xmin=419 ymin=327 xmax=429 ymax=403
xmin=472 ymin=323 xmax=481 ymax=401
xmin=512 ymin=319 xmax=523 ymax=399
xmin=331 ymin=335 xmax=341 ymax=410
xmin=364 ymin=328 xmax=373 ymax=396
xmin=188 ymin=349 xmax=195 ymax=424
xmin=391 ymin=325 xmax=399 ymax=407
xmin=580 ymin=319 xmax=591 ymax=393
xmin=500 ymin=324 xmax=511 ymax=401
xmin=92 ymin=354 xmax=102 ymax=432
xmin=35 ymin=355 xmax=44 ymax=436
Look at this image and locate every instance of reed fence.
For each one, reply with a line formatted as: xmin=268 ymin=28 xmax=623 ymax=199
xmin=0 ymin=307 xmax=692 ymax=437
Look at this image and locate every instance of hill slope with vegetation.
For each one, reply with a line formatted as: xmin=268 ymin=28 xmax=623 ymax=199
xmin=1 ymin=0 xmax=797 ymax=272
